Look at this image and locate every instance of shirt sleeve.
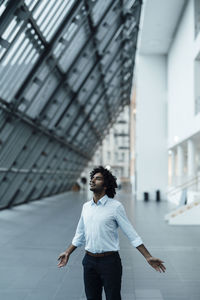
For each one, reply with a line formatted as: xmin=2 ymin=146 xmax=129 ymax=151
xmin=115 ymin=203 xmax=143 ymax=248
xmin=72 ymin=206 xmax=85 ymax=247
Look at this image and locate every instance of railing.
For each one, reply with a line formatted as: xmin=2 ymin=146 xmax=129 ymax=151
xmin=167 ymin=174 xmax=200 ymax=196
xmin=165 ymin=174 xmax=200 ymax=222
xmin=0 ymin=167 xmax=79 ymax=175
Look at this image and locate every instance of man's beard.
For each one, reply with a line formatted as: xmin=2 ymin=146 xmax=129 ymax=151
xmin=90 ymin=185 xmax=105 ymax=193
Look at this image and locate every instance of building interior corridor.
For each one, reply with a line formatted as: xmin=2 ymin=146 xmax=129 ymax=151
xmin=1 ymin=0 xmax=200 ymax=299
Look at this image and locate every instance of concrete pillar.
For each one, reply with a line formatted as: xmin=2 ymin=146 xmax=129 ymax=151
xmin=177 ymin=145 xmax=184 ymax=183
xmin=187 ymin=139 xmax=195 ymax=177
xmin=171 ymin=150 xmax=176 ymax=185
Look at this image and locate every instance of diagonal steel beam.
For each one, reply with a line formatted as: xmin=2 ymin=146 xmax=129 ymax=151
xmin=0 ymin=97 xmax=90 ymax=160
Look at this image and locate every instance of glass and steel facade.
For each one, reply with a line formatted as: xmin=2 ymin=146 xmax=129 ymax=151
xmin=0 ymin=0 xmax=142 ymax=209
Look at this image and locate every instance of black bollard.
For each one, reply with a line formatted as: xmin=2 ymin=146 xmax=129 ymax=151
xmin=156 ymin=190 xmax=160 ymax=202
xmin=144 ymin=192 xmax=149 ymax=202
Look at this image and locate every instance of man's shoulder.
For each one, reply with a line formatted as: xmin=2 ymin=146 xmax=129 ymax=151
xmin=83 ymin=200 xmax=92 ymax=208
xmin=107 ymin=197 xmax=122 ymax=208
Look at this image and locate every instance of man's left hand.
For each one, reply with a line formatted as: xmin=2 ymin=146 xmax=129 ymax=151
xmin=146 ymin=257 xmax=166 ymax=273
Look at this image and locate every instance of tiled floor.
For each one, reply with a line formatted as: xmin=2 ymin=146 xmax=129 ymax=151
xmin=0 ymin=190 xmax=200 ymax=300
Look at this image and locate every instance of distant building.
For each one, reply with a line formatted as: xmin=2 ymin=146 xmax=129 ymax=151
xmin=91 ymin=105 xmax=130 ymax=184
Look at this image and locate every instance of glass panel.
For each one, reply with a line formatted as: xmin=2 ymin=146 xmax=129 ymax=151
xmin=0 ymin=46 xmax=6 ymax=60
xmin=0 ymin=0 xmax=9 ymax=17
xmin=53 ymin=22 xmax=78 ymax=59
xmin=124 ymin=0 xmax=136 ymax=10
xmin=37 ymin=1 xmax=59 ymax=28
xmin=67 ymin=42 xmax=96 ymax=92
xmin=91 ymin=0 xmax=113 ymax=26
xmin=45 ymin=0 xmax=76 ymax=41
xmin=101 ymin=43 xmax=121 ymax=72
xmin=56 ymin=102 xmax=77 ymax=133
xmin=0 ymin=22 xmax=41 ymax=102
xmin=24 ymin=0 xmax=32 ymax=6
xmin=104 ymin=62 xmax=119 ymax=84
xmin=2 ymin=48 xmax=38 ymax=101
xmin=25 ymin=0 xmax=40 ymax=11
xmin=41 ymin=88 xmax=71 ymax=129
xmin=97 ymin=21 xmax=120 ymax=54
xmin=32 ymin=0 xmax=76 ymax=41
xmin=26 ymin=72 xmax=59 ymax=118
xmin=2 ymin=18 xmax=23 ymax=43
xmin=58 ymin=25 xmax=87 ymax=72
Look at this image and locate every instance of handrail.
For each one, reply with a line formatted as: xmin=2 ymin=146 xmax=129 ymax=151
xmin=168 ymin=174 xmax=200 ymax=196
xmin=0 ymin=167 xmax=79 ymax=175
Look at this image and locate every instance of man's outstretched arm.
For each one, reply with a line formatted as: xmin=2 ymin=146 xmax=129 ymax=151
xmin=57 ymin=207 xmax=85 ymax=268
xmin=115 ymin=203 xmax=166 ymax=273
xmin=136 ymin=244 xmax=166 ymax=273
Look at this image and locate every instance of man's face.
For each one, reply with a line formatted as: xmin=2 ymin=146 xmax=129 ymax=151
xmin=90 ymin=172 xmax=106 ymax=193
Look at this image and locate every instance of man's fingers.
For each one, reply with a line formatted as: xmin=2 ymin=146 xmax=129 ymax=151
xmin=159 ymin=262 xmax=166 ymax=269
xmin=148 ymin=257 xmax=166 ymax=273
xmin=57 ymin=257 xmax=63 ymax=261
xmin=161 ymin=264 xmax=166 ymax=269
xmin=57 ymin=262 xmax=65 ymax=268
xmin=157 ymin=264 xmax=165 ymax=273
xmin=58 ymin=263 xmax=66 ymax=268
xmin=57 ymin=256 xmax=68 ymax=268
xmin=155 ymin=266 xmax=161 ymax=273
xmin=58 ymin=258 xmax=65 ymax=264
xmin=160 ymin=265 xmax=166 ymax=272
xmin=57 ymin=254 xmax=65 ymax=261
xmin=150 ymin=261 xmax=166 ymax=273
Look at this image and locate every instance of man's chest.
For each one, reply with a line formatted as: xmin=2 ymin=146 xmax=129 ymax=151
xmin=83 ymin=206 xmax=116 ymax=226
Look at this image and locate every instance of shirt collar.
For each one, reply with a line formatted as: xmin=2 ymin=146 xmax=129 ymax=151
xmin=90 ymin=194 xmax=108 ymax=206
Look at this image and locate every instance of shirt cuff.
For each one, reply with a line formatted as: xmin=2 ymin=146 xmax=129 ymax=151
xmin=72 ymin=239 xmax=82 ymax=247
xmin=131 ymin=237 xmax=143 ymax=248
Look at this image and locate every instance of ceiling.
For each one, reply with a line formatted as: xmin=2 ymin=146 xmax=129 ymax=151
xmin=139 ymin=0 xmax=187 ymax=54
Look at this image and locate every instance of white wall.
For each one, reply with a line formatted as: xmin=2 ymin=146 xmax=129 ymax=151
xmin=135 ymin=55 xmax=168 ymax=200
xmin=168 ymin=0 xmax=200 ymax=148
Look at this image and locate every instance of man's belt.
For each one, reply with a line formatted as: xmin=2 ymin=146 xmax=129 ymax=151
xmin=86 ymin=250 xmax=117 ymax=257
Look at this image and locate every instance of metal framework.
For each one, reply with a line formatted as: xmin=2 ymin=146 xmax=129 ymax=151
xmin=0 ymin=0 xmax=142 ymax=209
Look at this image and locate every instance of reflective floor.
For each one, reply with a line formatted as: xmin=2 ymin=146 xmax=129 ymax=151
xmin=0 ymin=191 xmax=200 ymax=300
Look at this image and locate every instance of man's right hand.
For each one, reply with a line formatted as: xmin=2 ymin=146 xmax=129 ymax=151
xmin=57 ymin=252 xmax=69 ymax=268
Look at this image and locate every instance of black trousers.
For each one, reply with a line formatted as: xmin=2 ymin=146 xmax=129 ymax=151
xmin=82 ymin=252 xmax=122 ymax=300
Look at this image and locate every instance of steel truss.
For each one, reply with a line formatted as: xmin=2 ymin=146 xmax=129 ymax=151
xmin=0 ymin=0 xmax=142 ymax=209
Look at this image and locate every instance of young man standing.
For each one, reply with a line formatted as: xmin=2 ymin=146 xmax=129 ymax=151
xmin=58 ymin=166 xmax=166 ymax=300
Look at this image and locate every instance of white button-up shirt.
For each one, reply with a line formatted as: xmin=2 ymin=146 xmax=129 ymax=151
xmin=72 ymin=195 xmax=143 ymax=253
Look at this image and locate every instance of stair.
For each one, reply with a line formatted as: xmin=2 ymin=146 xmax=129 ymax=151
xmin=165 ymin=199 xmax=200 ymax=225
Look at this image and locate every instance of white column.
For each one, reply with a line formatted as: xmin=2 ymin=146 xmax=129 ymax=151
xmin=177 ymin=145 xmax=184 ymax=184
xmin=171 ymin=150 xmax=175 ymax=176
xmin=171 ymin=150 xmax=176 ymax=185
xmin=187 ymin=139 xmax=195 ymax=177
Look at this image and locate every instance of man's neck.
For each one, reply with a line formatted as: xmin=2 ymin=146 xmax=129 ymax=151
xmin=93 ymin=192 xmax=106 ymax=203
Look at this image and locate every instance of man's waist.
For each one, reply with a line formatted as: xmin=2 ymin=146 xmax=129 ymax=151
xmin=86 ymin=250 xmax=118 ymax=257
